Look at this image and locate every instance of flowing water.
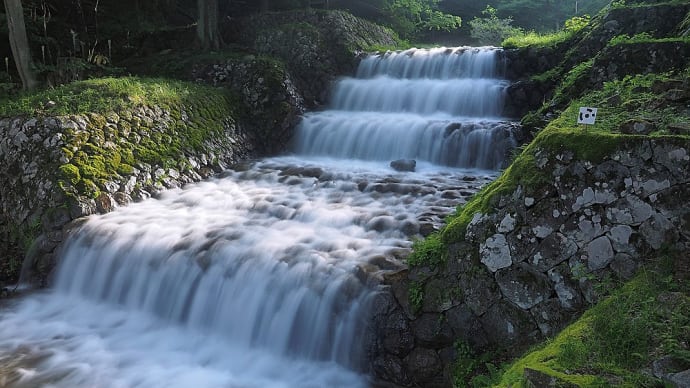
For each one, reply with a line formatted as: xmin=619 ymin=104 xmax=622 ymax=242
xmin=0 ymin=47 xmax=515 ymax=387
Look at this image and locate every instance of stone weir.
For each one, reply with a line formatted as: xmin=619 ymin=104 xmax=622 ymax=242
xmin=368 ymin=139 xmax=690 ymax=387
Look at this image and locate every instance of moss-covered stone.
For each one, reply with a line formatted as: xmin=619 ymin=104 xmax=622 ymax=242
xmin=58 ymin=164 xmax=81 ymax=185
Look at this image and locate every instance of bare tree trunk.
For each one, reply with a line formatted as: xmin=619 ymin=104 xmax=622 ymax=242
xmin=4 ymin=0 xmax=39 ymax=90
xmin=197 ymin=0 xmax=221 ymax=50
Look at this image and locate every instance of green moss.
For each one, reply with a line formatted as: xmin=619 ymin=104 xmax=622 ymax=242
xmin=60 ymin=147 xmax=74 ymax=161
xmin=530 ymin=66 xmax=562 ymax=83
xmin=609 ymin=33 xmax=690 ymax=46
xmin=409 ymin=281 xmax=424 ymax=313
xmin=116 ymin=163 xmax=134 ymax=175
xmin=407 ymin=233 xmax=446 ymax=267
xmin=58 ymin=163 xmax=81 ymax=185
xmin=0 ymin=76 xmax=231 ymax=117
xmin=78 ymin=179 xmax=100 ymax=199
xmin=503 ymin=30 xmax=574 ymax=49
xmin=551 ymin=59 xmax=594 ymax=106
xmin=494 ymin=253 xmax=689 ymax=387
xmin=6 ymin=76 xmax=239 ymax=204
xmin=442 ymin=144 xmax=548 ymax=244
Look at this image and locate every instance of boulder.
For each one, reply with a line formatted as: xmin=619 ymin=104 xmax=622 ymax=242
xmin=390 ymin=159 xmax=416 ymax=172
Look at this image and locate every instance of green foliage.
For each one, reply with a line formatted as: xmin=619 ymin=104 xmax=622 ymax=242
xmin=453 ymin=341 xmax=480 ymax=385
xmin=0 ymin=76 xmax=228 ymax=117
xmin=564 ymin=15 xmax=591 ymax=33
xmin=383 ymin=0 xmax=461 ymax=39
xmin=495 ymin=253 xmax=690 ymax=387
xmin=553 ymin=58 xmax=594 ymax=101
xmin=502 ymin=15 xmax=590 ymax=48
xmin=409 ymin=281 xmax=424 ymax=312
xmin=2 ymin=217 xmax=42 ymax=281
xmin=406 ymin=233 xmax=446 ymax=267
xmin=502 ymin=30 xmax=570 ymax=48
xmin=609 ymin=32 xmax=690 ymax=46
xmin=442 ymin=143 xmax=549 ymax=244
xmin=470 ymin=6 xmax=522 ymax=46
xmin=609 ymin=31 xmax=654 ymax=45
xmin=453 ymin=340 xmax=507 ymax=387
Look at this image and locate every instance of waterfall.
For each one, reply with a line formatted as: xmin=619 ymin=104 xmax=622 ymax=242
xmin=293 ymin=47 xmax=517 ymax=169
xmin=0 ymin=47 xmax=513 ymax=388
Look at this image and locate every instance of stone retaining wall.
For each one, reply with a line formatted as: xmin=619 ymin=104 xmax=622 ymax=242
xmin=370 ymin=139 xmax=690 ymax=387
xmin=0 ymin=103 xmax=253 ymax=284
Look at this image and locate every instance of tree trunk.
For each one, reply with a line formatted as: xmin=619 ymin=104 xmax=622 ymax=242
xmin=196 ymin=0 xmax=221 ymax=50
xmin=4 ymin=0 xmax=39 ymax=90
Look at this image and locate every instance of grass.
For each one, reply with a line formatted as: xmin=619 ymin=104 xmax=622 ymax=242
xmin=502 ymin=15 xmax=590 ymax=49
xmin=407 ymin=233 xmax=446 ymax=267
xmin=492 ymin=253 xmax=689 ymax=387
xmin=608 ymin=32 xmax=690 ymax=46
xmin=0 ymin=76 xmax=227 ymax=117
xmin=502 ymin=30 xmax=574 ymax=49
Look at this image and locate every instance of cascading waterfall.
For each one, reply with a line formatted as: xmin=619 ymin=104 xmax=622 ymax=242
xmin=0 ymin=47 xmax=515 ymax=388
xmin=293 ymin=47 xmax=517 ymax=169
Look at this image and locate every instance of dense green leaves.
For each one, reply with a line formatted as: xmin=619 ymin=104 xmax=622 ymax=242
xmin=383 ymin=0 xmax=462 ymax=38
xmin=469 ymin=5 xmax=522 ymax=45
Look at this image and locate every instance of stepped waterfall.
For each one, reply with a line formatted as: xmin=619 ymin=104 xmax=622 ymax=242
xmin=294 ymin=46 xmax=516 ymax=169
xmin=0 ymin=48 xmax=516 ymax=387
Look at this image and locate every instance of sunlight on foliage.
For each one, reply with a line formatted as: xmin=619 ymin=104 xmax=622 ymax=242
xmin=502 ymin=15 xmax=590 ymax=48
xmin=470 ymin=6 xmax=522 ymax=46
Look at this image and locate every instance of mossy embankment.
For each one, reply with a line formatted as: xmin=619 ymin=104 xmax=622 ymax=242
xmin=495 ymin=251 xmax=690 ymax=387
xmin=440 ymin=69 xmax=690 ymax=248
xmin=394 ymin=1 xmax=690 ymax=386
xmin=0 ymin=77 xmax=247 ymax=284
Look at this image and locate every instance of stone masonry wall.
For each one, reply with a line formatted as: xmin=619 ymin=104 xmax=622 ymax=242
xmin=0 ymin=105 xmax=253 ymax=285
xmin=370 ymin=139 xmax=690 ymax=387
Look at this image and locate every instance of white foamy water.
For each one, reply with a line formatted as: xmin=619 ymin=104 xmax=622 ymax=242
xmin=0 ymin=47 xmax=516 ymax=387
xmin=0 ymin=158 xmax=496 ymax=387
xmin=293 ymin=47 xmax=517 ymax=168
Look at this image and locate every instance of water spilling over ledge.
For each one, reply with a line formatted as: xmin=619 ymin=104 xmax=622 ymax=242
xmin=0 ymin=47 xmax=517 ymax=387
xmin=293 ymin=47 xmax=517 ymax=169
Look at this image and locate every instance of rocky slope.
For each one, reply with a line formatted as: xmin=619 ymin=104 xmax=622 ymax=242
xmin=368 ymin=1 xmax=690 ymax=386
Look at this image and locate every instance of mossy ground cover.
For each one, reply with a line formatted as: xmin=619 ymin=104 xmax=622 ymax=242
xmin=502 ymin=30 xmax=575 ymax=49
xmin=0 ymin=76 xmax=230 ymax=117
xmin=491 ymin=252 xmax=690 ymax=387
xmin=502 ymin=15 xmax=590 ymax=49
xmin=0 ymin=76 xmax=238 ymax=200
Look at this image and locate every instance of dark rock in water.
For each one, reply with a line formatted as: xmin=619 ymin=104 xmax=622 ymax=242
xmin=390 ymin=159 xmax=416 ymax=172
xmin=444 ymin=122 xmax=462 ymax=136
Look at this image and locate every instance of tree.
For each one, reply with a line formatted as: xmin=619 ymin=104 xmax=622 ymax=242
xmin=383 ymin=0 xmax=462 ymax=39
xmin=197 ymin=0 xmax=221 ymax=50
xmin=469 ymin=5 xmax=522 ymax=45
xmin=4 ymin=0 xmax=39 ymax=90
